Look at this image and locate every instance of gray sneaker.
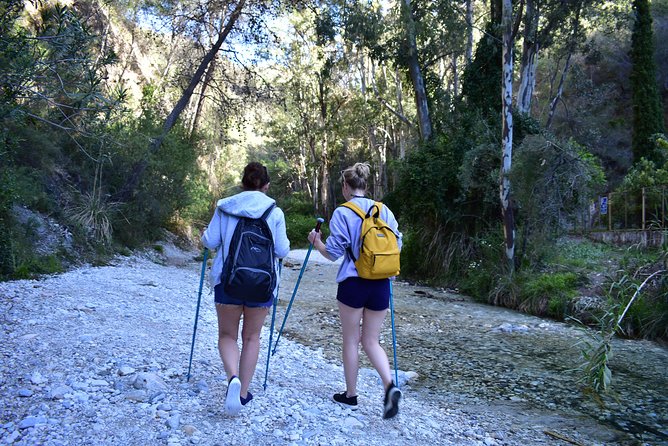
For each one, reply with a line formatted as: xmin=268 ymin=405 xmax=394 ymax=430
xmin=383 ymin=383 xmax=401 ymax=419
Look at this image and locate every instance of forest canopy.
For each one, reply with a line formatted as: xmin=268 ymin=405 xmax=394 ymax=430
xmin=1 ymin=0 xmax=666 ymax=343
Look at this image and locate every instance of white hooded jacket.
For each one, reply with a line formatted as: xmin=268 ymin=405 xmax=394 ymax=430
xmin=201 ymin=191 xmax=290 ymax=291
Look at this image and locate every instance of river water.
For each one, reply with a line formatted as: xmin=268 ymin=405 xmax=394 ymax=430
xmin=279 ymin=252 xmax=668 ymax=445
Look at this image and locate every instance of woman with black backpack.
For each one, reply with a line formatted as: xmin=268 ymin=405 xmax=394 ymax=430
xmin=202 ymin=162 xmax=290 ymax=415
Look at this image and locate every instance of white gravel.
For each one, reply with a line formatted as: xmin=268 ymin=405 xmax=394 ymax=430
xmin=0 ymin=249 xmax=607 ymax=445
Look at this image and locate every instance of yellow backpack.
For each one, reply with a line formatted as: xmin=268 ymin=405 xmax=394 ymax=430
xmin=341 ymin=201 xmax=400 ymax=280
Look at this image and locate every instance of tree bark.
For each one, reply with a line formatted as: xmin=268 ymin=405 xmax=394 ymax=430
xmin=362 ymin=55 xmax=384 ymax=198
xmin=451 ymin=54 xmax=459 ymax=98
xmin=546 ymin=4 xmax=581 ymax=129
xmin=190 ymin=56 xmax=217 ymax=141
xmin=500 ymin=0 xmax=516 ymax=269
xmin=115 ymin=0 xmax=246 ymax=201
xmin=517 ymin=0 xmax=539 ymax=115
xmin=545 ymin=52 xmax=572 ymax=130
xmin=466 ymin=0 xmax=474 ymax=64
xmin=394 ymin=65 xmax=407 ymax=159
xmin=400 ymin=0 xmax=432 ymax=141
xmin=317 ymin=72 xmax=330 ymax=216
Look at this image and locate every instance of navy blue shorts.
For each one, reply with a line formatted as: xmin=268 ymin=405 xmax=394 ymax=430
xmin=336 ymin=277 xmax=390 ymax=311
xmin=214 ymin=282 xmax=274 ymax=308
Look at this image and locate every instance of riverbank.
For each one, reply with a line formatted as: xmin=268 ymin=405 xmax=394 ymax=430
xmin=0 ymin=248 xmax=666 ymax=445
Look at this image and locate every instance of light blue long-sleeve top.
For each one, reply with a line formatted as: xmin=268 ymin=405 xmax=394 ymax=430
xmin=325 ymin=197 xmax=402 ymax=283
xmin=201 ymin=191 xmax=290 ymax=290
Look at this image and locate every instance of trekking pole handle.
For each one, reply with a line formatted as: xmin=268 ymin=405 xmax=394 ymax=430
xmin=314 ymin=217 xmax=324 ymax=232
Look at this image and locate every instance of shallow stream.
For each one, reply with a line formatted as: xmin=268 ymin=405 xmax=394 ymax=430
xmin=277 ymin=254 xmax=668 ymax=445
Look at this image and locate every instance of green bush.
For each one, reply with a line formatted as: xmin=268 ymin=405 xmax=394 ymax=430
xmin=12 ymin=255 xmax=63 ymax=280
xmin=285 ymin=213 xmax=329 ymax=249
xmin=278 ymin=192 xmax=316 ymax=216
xmin=550 ymin=238 xmax=613 ymax=271
xmin=622 ymin=293 xmax=668 ymax=340
xmin=459 ymin=232 xmax=505 ymax=300
xmin=519 ymin=272 xmax=580 ymax=319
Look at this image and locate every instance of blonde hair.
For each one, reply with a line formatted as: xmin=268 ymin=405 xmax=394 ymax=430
xmin=341 ymin=162 xmax=371 ymax=191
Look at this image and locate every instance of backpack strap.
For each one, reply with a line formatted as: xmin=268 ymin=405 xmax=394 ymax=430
xmin=261 ymin=203 xmax=276 ymax=221
xmin=340 ymin=201 xmax=364 ymax=219
xmin=340 ymin=202 xmax=363 ymax=262
xmin=369 ymin=202 xmax=382 ymax=218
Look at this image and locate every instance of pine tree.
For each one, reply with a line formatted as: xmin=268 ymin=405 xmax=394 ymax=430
xmin=630 ymin=0 xmax=665 ymax=163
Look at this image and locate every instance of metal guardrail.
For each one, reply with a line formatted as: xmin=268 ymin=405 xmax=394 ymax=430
xmin=574 ymin=186 xmax=667 ymax=233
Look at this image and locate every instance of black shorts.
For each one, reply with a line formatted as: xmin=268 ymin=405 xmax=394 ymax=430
xmin=336 ymin=277 xmax=390 ymax=311
xmin=214 ymin=282 xmax=273 ymax=308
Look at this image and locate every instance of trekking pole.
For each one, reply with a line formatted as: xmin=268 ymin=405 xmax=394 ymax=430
xmin=187 ymin=248 xmax=209 ymax=382
xmin=263 ymin=261 xmax=282 ymax=390
xmin=272 ymin=217 xmax=324 ymax=356
xmin=389 ymin=280 xmax=399 ymax=388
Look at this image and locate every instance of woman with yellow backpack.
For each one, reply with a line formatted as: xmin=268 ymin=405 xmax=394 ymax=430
xmin=307 ymin=162 xmax=402 ymax=419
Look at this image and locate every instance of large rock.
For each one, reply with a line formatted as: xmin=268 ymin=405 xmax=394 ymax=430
xmin=132 ymin=372 xmax=168 ymax=393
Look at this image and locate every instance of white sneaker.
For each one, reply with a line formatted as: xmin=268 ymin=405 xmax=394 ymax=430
xmin=225 ymin=376 xmax=242 ymax=416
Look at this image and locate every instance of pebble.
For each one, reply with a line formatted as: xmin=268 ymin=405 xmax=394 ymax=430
xmin=118 ymin=366 xmax=136 ymax=376
xmin=18 ymin=415 xmax=48 ymax=429
xmin=17 ymin=388 xmax=33 ymax=397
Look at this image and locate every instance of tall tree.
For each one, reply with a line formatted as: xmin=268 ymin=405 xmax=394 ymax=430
xmin=630 ymin=0 xmax=665 ymax=163
xmin=462 ymin=0 xmax=503 ymax=116
xmin=399 ymin=0 xmax=432 ymax=141
xmin=517 ymin=0 xmax=590 ymax=117
xmin=545 ymin=3 xmax=582 ymax=130
xmin=116 ymin=0 xmax=246 ymax=200
xmin=501 ymin=0 xmax=516 ymax=268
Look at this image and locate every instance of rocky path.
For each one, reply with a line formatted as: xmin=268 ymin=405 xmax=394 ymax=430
xmin=0 ymin=248 xmax=666 ymax=446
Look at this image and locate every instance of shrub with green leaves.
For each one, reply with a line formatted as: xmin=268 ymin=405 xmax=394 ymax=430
xmin=518 ymin=272 xmax=580 ymax=319
xmin=0 ymin=163 xmax=17 ymax=278
xmin=285 ymin=213 xmax=329 ymax=250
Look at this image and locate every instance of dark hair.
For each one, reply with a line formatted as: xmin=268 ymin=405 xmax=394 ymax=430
xmin=341 ymin=162 xmax=371 ymax=191
xmin=242 ymin=162 xmax=270 ymax=191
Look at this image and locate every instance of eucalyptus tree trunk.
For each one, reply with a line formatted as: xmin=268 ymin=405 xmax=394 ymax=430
xmin=451 ymin=55 xmax=459 ymax=97
xmin=317 ymin=75 xmax=330 ymax=217
xmin=115 ymin=0 xmax=246 ymax=201
xmin=320 ymin=133 xmax=330 ymax=216
xmin=298 ymin=142 xmax=311 ymax=197
xmin=500 ymin=0 xmax=516 ymax=268
xmin=545 ymin=52 xmax=572 ymax=130
xmin=546 ymin=4 xmax=581 ymax=129
xmin=400 ymin=0 xmax=432 ymax=141
xmin=360 ymin=52 xmax=384 ymax=198
xmin=394 ymin=66 xmax=407 ymax=159
xmin=466 ymin=0 xmax=474 ymax=64
xmin=517 ymin=0 xmax=539 ymax=115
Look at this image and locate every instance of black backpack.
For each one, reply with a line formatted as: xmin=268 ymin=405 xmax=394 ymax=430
xmin=221 ymin=204 xmax=276 ymax=303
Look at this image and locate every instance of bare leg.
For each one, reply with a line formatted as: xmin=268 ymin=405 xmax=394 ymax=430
xmin=216 ymin=304 xmax=243 ymax=380
xmin=360 ymin=308 xmax=393 ymax=390
xmin=337 ymin=301 xmax=363 ymax=397
xmin=238 ymin=306 xmax=269 ymax=399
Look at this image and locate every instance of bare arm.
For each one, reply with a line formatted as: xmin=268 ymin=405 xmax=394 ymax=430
xmin=308 ymin=230 xmax=335 ymax=262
